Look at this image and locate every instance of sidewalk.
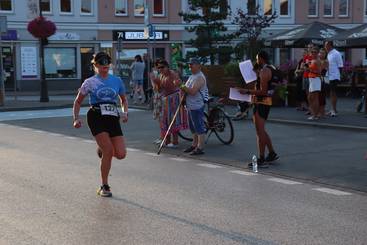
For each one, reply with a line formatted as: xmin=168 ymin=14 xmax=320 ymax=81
xmin=0 ymin=90 xmax=366 ymax=131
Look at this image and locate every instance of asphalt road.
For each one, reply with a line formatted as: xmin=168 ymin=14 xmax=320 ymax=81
xmin=0 ymin=109 xmax=367 ymax=244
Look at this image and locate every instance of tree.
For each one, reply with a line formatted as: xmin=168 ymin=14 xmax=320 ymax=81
xmin=179 ymin=0 xmax=234 ymax=65
xmin=232 ymin=5 xmax=278 ymax=60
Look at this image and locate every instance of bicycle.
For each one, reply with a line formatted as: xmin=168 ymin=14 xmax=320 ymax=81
xmin=178 ymin=97 xmax=234 ymax=145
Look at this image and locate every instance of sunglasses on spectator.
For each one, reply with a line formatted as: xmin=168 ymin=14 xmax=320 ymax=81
xmin=157 ymin=66 xmax=165 ymax=69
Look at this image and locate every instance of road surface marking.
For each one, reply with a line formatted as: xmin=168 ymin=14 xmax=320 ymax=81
xmin=144 ymin=152 xmax=159 ymax=157
xmin=197 ymin=163 xmax=223 ymax=169
xmin=33 ymin=130 xmax=45 ymax=133
xmin=312 ymin=188 xmax=352 ymax=196
xmin=169 ymin=157 xmax=190 ymax=162
xmin=127 ymin=147 xmax=141 ymax=152
xmin=267 ymin=177 xmax=303 ymax=185
xmin=49 ymin=133 xmax=63 ymax=137
xmin=19 ymin=127 xmax=31 ymax=130
xmin=65 ymin=136 xmax=77 ymax=140
xmin=229 ymin=170 xmax=257 ymax=176
xmin=82 ymin=139 xmax=95 ymax=144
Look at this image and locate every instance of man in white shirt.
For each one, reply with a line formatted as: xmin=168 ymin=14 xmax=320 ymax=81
xmin=325 ymin=41 xmax=343 ymax=117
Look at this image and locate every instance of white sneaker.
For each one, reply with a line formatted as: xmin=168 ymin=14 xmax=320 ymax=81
xmin=166 ymin=143 xmax=178 ymax=148
xmin=330 ymin=111 xmax=337 ymax=117
xmin=153 ymin=139 xmax=162 ymax=144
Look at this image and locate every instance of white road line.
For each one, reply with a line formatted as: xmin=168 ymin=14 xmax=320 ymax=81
xmin=82 ymin=139 xmax=95 ymax=144
xmin=229 ymin=170 xmax=257 ymax=176
xmin=49 ymin=133 xmax=63 ymax=137
xmin=169 ymin=157 xmax=190 ymax=162
xmin=267 ymin=177 xmax=303 ymax=185
xmin=126 ymin=147 xmax=141 ymax=152
xmin=144 ymin=152 xmax=159 ymax=157
xmin=312 ymin=188 xmax=352 ymax=196
xmin=33 ymin=130 xmax=45 ymax=133
xmin=197 ymin=163 xmax=223 ymax=169
xmin=65 ymin=136 xmax=77 ymax=140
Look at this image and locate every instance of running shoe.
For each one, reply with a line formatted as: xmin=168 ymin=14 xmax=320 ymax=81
xmin=248 ymin=157 xmax=268 ymax=168
xmin=97 ymin=184 xmax=112 ymax=197
xmin=166 ymin=143 xmax=178 ymax=148
xmin=265 ymin=152 xmax=279 ymax=163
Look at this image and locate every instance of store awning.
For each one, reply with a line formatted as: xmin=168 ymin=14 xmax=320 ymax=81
xmin=333 ymin=24 xmax=367 ymax=48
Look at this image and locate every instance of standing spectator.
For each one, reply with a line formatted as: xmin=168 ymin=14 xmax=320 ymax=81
xmin=318 ymin=48 xmax=329 ymax=117
xmin=152 ymin=60 xmax=187 ymax=147
xmin=325 ymin=41 xmax=343 ymax=117
xmin=302 ymin=43 xmax=315 ymax=115
xmin=72 ymin=52 xmax=128 ymax=197
xmin=307 ymin=47 xmax=322 ymax=120
xmin=238 ymin=51 xmax=278 ymax=167
xmin=180 ymin=58 xmax=208 ymax=155
xmin=294 ymin=49 xmax=308 ymax=111
xmin=130 ymin=55 xmax=146 ymax=104
xmin=150 ymin=59 xmax=163 ymax=144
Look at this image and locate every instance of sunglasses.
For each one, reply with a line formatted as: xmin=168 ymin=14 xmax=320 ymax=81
xmin=157 ymin=66 xmax=165 ymax=69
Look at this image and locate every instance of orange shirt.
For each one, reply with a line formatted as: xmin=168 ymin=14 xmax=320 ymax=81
xmin=303 ymin=54 xmax=312 ymax=78
xmin=308 ymin=62 xmax=320 ymax=78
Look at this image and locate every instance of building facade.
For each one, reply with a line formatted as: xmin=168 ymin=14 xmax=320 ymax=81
xmin=1 ymin=0 xmax=99 ymax=91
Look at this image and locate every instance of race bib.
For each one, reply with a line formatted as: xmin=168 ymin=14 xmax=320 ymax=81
xmin=100 ymin=104 xmax=119 ymax=117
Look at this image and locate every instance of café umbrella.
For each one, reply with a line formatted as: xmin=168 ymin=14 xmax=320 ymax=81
xmin=265 ymin=21 xmax=344 ymax=48
xmin=333 ymin=23 xmax=367 ymax=48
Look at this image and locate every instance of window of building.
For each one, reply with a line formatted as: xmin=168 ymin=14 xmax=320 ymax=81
xmin=60 ymin=0 xmax=72 ymax=14
xmin=280 ymin=0 xmax=289 ymax=16
xmin=44 ymin=48 xmax=77 ymax=79
xmin=308 ymin=0 xmax=318 ymax=16
xmin=264 ymin=0 xmax=272 ymax=15
xmin=323 ymin=0 xmax=333 ymax=16
xmin=40 ymin=0 xmax=51 ymax=13
xmin=153 ymin=0 xmax=164 ymax=16
xmin=0 ymin=0 xmax=12 ymax=12
xmin=115 ymin=0 xmax=127 ymax=16
xmin=247 ymin=0 xmax=257 ymax=15
xmin=134 ymin=0 xmax=144 ymax=16
xmin=81 ymin=0 xmax=92 ymax=15
xmin=339 ymin=0 xmax=348 ymax=16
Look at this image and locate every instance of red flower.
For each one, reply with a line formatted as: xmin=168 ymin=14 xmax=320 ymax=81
xmin=27 ymin=16 xmax=56 ymax=39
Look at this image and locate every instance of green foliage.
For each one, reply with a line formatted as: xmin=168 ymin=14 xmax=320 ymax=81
xmin=179 ymin=0 xmax=234 ymax=65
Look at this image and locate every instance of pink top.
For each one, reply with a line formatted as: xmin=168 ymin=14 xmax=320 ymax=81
xmin=155 ymin=71 xmax=181 ymax=97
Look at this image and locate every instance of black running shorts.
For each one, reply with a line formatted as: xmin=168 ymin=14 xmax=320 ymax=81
xmin=87 ymin=108 xmax=123 ymax=137
xmin=253 ymin=104 xmax=271 ymax=120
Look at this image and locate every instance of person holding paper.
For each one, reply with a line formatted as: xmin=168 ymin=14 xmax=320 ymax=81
xmin=237 ymin=51 xmax=278 ymax=168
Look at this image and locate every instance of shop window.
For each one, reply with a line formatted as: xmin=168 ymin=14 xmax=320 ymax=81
xmin=308 ymin=0 xmax=318 ymax=17
xmin=40 ymin=0 xmax=51 ymax=13
xmin=44 ymin=48 xmax=77 ymax=79
xmin=115 ymin=0 xmax=127 ymax=15
xmin=323 ymin=0 xmax=333 ymax=17
xmin=280 ymin=0 xmax=289 ymax=16
xmin=60 ymin=0 xmax=72 ymax=14
xmin=263 ymin=0 xmax=272 ymax=15
xmin=339 ymin=0 xmax=348 ymax=17
xmin=81 ymin=0 xmax=92 ymax=15
xmin=153 ymin=0 xmax=164 ymax=16
xmin=134 ymin=0 xmax=144 ymax=16
xmin=247 ymin=0 xmax=257 ymax=15
xmin=0 ymin=0 xmax=12 ymax=12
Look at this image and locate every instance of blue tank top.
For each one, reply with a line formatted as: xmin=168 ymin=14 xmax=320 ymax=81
xmin=80 ymin=74 xmax=126 ymax=105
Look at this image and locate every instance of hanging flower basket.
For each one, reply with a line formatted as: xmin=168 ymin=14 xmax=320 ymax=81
xmin=27 ymin=16 xmax=56 ymax=39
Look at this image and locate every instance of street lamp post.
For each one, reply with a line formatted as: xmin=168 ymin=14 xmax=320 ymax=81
xmin=39 ymin=0 xmax=49 ymax=102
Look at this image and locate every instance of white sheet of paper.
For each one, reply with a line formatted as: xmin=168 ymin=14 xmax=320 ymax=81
xmin=239 ymin=60 xmax=257 ymax=84
xmin=229 ymin=87 xmax=252 ymax=102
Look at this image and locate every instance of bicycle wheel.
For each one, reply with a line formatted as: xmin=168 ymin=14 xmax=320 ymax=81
xmin=210 ymin=108 xmax=234 ymax=145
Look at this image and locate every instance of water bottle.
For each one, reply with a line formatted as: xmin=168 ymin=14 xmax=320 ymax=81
xmin=252 ymin=155 xmax=258 ymax=173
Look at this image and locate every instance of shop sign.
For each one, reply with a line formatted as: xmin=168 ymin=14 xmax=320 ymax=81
xmin=21 ymin=46 xmax=38 ymax=78
xmin=113 ymin=30 xmax=169 ymax=41
xmin=1 ymin=30 xmax=17 ymax=40
xmin=49 ymin=32 xmax=80 ymax=41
